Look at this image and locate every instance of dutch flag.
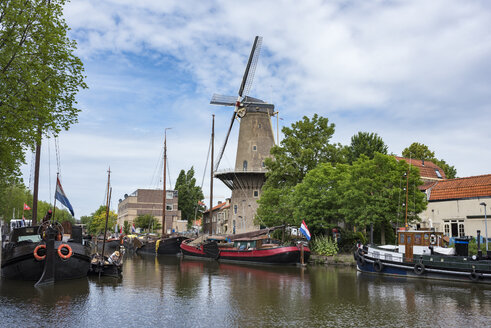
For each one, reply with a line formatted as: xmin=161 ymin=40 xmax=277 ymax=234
xmin=55 ymin=177 xmax=74 ymax=216
xmin=131 ymin=224 xmax=136 ymax=233
xmin=300 ymin=220 xmax=311 ymax=241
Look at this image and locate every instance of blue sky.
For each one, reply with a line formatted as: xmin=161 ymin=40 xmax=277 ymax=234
xmin=22 ymin=0 xmax=491 ymax=218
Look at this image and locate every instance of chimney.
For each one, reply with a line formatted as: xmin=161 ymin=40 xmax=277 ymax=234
xmin=422 ymin=159 xmax=425 ymax=166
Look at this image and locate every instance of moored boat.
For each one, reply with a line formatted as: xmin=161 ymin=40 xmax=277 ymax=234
xmin=1 ymin=223 xmax=91 ymax=282
xmin=355 ymin=229 xmax=491 ymax=283
xmin=181 ymin=235 xmax=310 ymax=265
xmin=137 ymin=235 xmax=187 ymax=255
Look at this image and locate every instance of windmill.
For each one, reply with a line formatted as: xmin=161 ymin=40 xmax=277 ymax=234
xmin=209 ymin=36 xmax=276 ymax=235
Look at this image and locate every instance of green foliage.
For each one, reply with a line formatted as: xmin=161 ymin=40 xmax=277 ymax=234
xmin=257 ymin=114 xmax=346 ymax=227
xmin=174 ymin=167 xmax=204 ymax=227
xmin=0 ymin=182 xmax=31 ymax=222
xmin=87 ymin=205 xmax=117 ymax=235
xmin=292 ymin=163 xmax=350 ymax=231
xmin=341 ymin=153 xmax=426 ymax=230
xmin=0 ymin=0 xmax=87 ymax=191
xmin=338 ymin=230 xmax=367 ymax=252
xmin=0 ymin=182 xmax=73 ymax=224
xmin=123 ymin=220 xmax=130 ymax=235
xmin=402 ymin=142 xmax=457 ymax=179
xmin=312 ymin=235 xmax=339 ymax=256
xmin=134 ymin=214 xmax=161 ymax=232
xmin=348 ymin=131 xmax=388 ymax=164
xmin=468 ymin=238 xmax=490 ymax=255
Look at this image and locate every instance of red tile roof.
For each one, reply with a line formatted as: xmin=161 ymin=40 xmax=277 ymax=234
xmin=394 ymin=156 xmax=446 ymax=180
xmin=204 ymin=201 xmax=230 ymax=213
xmin=428 ymin=174 xmax=491 ymax=201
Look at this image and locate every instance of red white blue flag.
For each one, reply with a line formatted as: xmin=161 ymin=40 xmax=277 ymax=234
xmin=300 ymin=220 xmax=311 ymax=241
xmin=55 ymin=177 xmax=74 ymax=216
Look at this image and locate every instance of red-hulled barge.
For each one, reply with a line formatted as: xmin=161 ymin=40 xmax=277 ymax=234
xmin=181 ymin=235 xmax=310 ymax=265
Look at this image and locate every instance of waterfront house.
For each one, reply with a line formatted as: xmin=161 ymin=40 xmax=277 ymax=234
xmin=202 ymin=198 xmax=231 ymax=235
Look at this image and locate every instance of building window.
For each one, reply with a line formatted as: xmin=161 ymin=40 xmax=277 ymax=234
xmin=444 ymin=224 xmax=450 ymax=236
xmin=258 ymin=123 xmax=262 ymax=128
xmin=435 ymin=169 xmax=442 ymax=179
xmin=253 ymin=190 xmax=259 ymax=198
xmin=253 ymin=145 xmax=257 ymax=151
xmin=458 ymin=223 xmax=465 ymax=237
xmin=243 ymin=160 xmax=248 ymax=171
xmin=166 ymin=204 xmax=173 ymax=211
xmin=234 ymin=205 xmax=238 ymax=214
xmin=166 ymin=191 xmax=173 ymax=199
xmin=262 ymin=161 xmax=265 ymax=168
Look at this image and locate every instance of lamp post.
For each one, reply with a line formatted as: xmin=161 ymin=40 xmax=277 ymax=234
xmin=480 ymin=202 xmax=488 ymax=251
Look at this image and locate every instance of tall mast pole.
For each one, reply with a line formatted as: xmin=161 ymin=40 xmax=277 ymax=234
xmin=162 ymin=128 xmax=171 ymax=236
xmin=405 ymin=156 xmax=411 ymax=229
xmin=209 ymin=115 xmax=214 ymax=235
xmin=32 ymin=131 xmax=42 ymax=225
xmin=101 ymin=167 xmax=111 ymax=258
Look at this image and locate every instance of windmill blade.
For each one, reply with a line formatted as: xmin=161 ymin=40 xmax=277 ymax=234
xmin=214 ymin=111 xmax=236 ymax=171
xmin=210 ymin=94 xmax=237 ymax=106
xmin=238 ymin=36 xmax=263 ymax=98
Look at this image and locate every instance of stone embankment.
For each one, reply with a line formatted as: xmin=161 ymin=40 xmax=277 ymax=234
xmin=309 ymin=253 xmax=356 ymax=266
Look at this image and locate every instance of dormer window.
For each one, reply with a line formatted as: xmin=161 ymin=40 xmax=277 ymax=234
xmin=435 ymin=169 xmax=442 ymax=178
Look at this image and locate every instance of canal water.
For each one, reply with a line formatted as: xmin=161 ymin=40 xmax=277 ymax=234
xmin=1 ymin=254 xmax=491 ymax=327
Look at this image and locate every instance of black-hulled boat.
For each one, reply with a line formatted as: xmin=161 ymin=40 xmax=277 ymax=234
xmin=136 ymin=235 xmax=187 ymax=255
xmin=1 ymin=223 xmax=91 ymax=282
xmin=355 ymin=229 xmax=491 ymax=283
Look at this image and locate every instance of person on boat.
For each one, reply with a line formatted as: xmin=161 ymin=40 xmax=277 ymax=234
xmin=42 ymin=209 xmax=53 ymax=223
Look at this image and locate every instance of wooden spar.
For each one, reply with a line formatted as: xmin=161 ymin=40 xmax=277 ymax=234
xmin=32 ymin=134 xmax=41 ymax=225
xmin=226 ymin=225 xmax=284 ymax=241
xmin=405 ymin=157 xmax=411 ymax=229
xmin=162 ymin=129 xmax=170 ymax=236
xmin=209 ymin=115 xmax=214 ymax=235
xmin=101 ymin=168 xmax=111 ymax=259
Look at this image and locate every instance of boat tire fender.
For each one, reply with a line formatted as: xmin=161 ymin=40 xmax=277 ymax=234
xmin=414 ymin=263 xmax=425 ymax=275
xmin=373 ymin=260 xmax=383 ymax=272
xmin=33 ymin=244 xmax=47 ymax=261
xmin=57 ymin=244 xmax=73 ymax=260
xmin=430 ymin=234 xmax=437 ymax=245
xmin=470 ymin=271 xmax=481 ymax=282
xmin=357 ymin=255 xmax=366 ymax=267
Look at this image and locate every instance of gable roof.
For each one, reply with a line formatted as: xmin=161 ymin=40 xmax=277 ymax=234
xmin=428 ymin=174 xmax=491 ymax=201
xmin=394 ymin=156 xmax=446 ymax=181
xmin=204 ymin=201 xmax=230 ymax=214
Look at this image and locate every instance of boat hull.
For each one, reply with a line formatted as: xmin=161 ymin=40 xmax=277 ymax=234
xmin=1 ymin=241 xmax=91 ymax=281
xmin=181 ymin=240 xmax=310 ymax=265
xmin=136 ymin=236 xmax=187 ymax=255
xmin=355 ymin=248 xmax=491 ymax=284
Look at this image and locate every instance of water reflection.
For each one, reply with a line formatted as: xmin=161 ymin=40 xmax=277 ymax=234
xmin=1 ymin=255 xmax=490 ymax=327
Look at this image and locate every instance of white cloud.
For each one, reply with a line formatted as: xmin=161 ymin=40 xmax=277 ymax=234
xmin=22 ymin=0 xmax=491 ymax=217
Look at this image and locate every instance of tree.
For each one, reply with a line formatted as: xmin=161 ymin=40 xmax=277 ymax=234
xmin=341 ymin=153 xmax=427 ymax=243
xmin=402 ymin=142 xmax=435 ymax=160
xmin=292 ymin=163 xmax=350 ymax=234
xmin=402 ymin=142 xmax=457 ymax=179
xmin=134 ymin=214 xmax=161 ymax=232
xmin=0 ymin=0 xmax=87 ymax=191
xmin=174 ymin=167 xmax=204 ymax=228
xmin=348 ymin=132 xmax=388 ymax=164
xmin=0 ymin=182 xmax=30 ymax=222
xmin=123 ymin=220 xmax=130 ymax=235
xmin=257 ymin=114 xmax=346 ymax=227
xmin=87 ymin=205 xmax=117 ymax=235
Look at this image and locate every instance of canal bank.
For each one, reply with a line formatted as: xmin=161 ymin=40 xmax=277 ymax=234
xmin=309 ymin=253 xmax=356 ymax=266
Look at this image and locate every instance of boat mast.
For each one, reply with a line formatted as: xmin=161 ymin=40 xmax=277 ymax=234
xmin=162 ymin=129 xmax=170 ymax=236
xmin=101 ymin=167 xmax=111 ymax=259
xmin=209 ymin=115 xmax=214 ymax=235
xmin=405 ymin=156 xmax=411 ymax=229
xmin=32 ymin=130 xmax=42 ymax=225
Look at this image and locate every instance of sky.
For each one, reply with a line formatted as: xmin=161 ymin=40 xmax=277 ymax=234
xmin=21 ymin=0 xmax=491 ymax=219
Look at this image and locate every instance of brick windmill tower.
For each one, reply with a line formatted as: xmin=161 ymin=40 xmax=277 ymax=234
xmin=210 ymin=36 xmax=275 ymax=234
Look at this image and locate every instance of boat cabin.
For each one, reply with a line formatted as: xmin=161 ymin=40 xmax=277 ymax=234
xmin=8 ymin=226 xmax=42 ymax=243
xmin=233 ymin=236 xmax=278 ymax=250
xmin=397 ymin=230 xmax=444 ymax=261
